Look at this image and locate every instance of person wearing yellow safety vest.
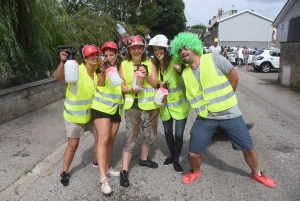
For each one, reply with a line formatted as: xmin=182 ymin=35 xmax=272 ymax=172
xmin=148 ymin=34 xmax=190 ymax=174
xmin=55 ymin=44 xmax=100 ymax=187
xmin=118 ymin=35 xmax=159 ymax=188
xmin=170 ymin=33 xmax=275 ymax=187
xmin=90 ymin=41 xmax=123 ymax=195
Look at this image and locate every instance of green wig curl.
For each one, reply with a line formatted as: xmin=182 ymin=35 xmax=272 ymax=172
xmin=170 ymin=32 xmax=203 ymax=63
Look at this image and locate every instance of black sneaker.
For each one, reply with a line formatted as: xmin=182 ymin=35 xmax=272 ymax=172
xmin=120 ymin=170 xmax=130 ymax=187
xmin=173 ymin=161 xmax=183 ymax=174
xmin=138 ymin=158 xmax=158 ymax=168
xmin=163 ymin=157 xmax=174 ymax=166
xmin=60 ymin=171 xmax=70 ymax=186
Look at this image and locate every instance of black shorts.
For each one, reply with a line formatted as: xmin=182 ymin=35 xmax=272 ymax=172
xmin=91 ymin=108 xmax=121 ymax=122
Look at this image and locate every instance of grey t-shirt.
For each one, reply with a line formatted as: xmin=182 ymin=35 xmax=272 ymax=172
xmin=181 ymin=52 xmax=242 ymax=120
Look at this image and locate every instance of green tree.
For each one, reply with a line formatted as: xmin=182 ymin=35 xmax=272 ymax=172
xmin=0 ymin=0 xmax=68 ymax=86
xmin=148 ymin=0 xmax=186 ymax=39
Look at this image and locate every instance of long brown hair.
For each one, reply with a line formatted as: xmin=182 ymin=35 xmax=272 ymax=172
xmin=150 ymin=47 xmax=171 ymax=71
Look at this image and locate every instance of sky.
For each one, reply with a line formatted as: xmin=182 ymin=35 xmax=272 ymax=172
xmin=183 ymin=0 xmax=287 ymax=27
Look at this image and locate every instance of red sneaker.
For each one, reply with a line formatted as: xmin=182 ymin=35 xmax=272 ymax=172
xmin=250 ymin=171 xmax=276 ymax=187
xmin=182 ymin=169 xmax=201 ymax=184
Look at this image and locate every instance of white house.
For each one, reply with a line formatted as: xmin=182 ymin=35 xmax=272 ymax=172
xmin=209 ymin=10 xmax=273 ymax=49
xmin=273 ymin=0 xmax=300 ymax=48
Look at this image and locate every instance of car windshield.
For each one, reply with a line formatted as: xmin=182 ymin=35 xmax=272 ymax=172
xmin=254 ymin=50 xmax=264 ymax=55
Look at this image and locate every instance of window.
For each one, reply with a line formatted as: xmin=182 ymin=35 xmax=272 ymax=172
xmin=255 ymin=50 xmax=264 ymax=55
xmin=269 ymin=51 xmax=277 ymax=56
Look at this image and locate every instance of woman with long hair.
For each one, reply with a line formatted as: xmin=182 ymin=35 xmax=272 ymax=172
xmin=90 ymin=41 xmax=123 ymax=195
xmin=148 ymin=34 xmax=190 ymax=173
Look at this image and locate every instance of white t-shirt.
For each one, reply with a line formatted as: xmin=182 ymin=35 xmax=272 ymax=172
xmin=209 ymin=45 xmax=221 ymax=54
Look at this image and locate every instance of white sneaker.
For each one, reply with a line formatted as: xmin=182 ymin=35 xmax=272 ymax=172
xmin=100 ymin=177 xmax=111 ymax=194
xmin=106 ymin=166 xmax=120 ymax=177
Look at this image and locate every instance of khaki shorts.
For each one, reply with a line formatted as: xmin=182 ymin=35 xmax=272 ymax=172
xmin=123 ymin=108 xmax=159 ymax=153
xmin=64 ymin=119 xmax=95 ymax=138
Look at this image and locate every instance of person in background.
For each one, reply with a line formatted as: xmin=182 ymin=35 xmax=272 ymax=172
xmin=242 ymin=46 xmax=250 ymax=68
xmin=119 ymin=35 xmax=159 ymax=187
xmin=209 ymin=38 xmax=221 ymax=54
xmin=148 ymin=34 xmax=190 ymax=173
xmin=170 ymin=32 xmax=275 ymax=188
xmin=91 ymin=41 xmax=124 ymax=195
xmin=234 ymin=49 xmax=239 ymax=67
xmin=55 ymin=45 xmax=100 ymax=186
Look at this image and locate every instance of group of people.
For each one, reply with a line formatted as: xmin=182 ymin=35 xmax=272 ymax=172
xmin=55 ymin=32 xmax=275 ymax=195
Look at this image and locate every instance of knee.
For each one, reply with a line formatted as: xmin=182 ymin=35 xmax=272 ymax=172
xmin=189 ymin=152 xmax=201 ymax=159
xmin=242 ymin=149 xmax=256 ymax=155
xmin=67 ymin=143 xmax=78 ymax=153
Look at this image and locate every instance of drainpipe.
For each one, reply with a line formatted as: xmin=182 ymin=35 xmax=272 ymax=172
xmin=267 ymin=24 xmax=272 ymax=49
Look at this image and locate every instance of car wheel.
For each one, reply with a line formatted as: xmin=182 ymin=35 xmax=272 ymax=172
xmin=237 ymin=59 xmax=243 ymax=65
xmin=260 ymin=63 xmax=271 ymax=73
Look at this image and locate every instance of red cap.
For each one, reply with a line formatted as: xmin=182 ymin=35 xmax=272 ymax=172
xmin=100 ymin=41 xmax=118 ymax=53
xmin=82 ymin=45 xmax=100 ymax=57
xmin=128 ymin=36 xmax=144 ymax=48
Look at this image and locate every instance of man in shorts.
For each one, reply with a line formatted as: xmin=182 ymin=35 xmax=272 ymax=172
xmin=243 ymin=46 xmax=250 ymax=68
xmin=170 ymin=32 xmax=275 ymax=187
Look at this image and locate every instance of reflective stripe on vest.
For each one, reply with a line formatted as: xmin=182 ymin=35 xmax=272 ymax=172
xmin=160 ymin=97 xmax=187 ymax=108
xmin=64 ymin=106 xmax=91 ymax=115
xmin=65 ymin=97 xmax=92 ymax=106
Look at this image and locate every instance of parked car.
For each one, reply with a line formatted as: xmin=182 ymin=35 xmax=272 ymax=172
xmin=251 ymin=49 xmax=280 ymax=72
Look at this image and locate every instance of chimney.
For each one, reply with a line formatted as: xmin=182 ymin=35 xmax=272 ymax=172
xmin=218 ymin=8 xmax=223 ymax=17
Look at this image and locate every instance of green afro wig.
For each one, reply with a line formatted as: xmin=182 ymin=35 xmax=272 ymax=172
xmin=170 ymin=32 xmax=203 ymax=63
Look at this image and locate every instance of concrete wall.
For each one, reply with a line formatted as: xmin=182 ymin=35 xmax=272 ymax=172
xmin=219 ymin=12 xmax=272 ymax=43
xmin=0 ymin=78 xmax=67 ymax=125
xmin=278 ymin=41 xmax=300 ymax=88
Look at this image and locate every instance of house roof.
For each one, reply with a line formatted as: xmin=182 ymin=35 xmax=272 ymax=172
xmin=185 ymin=28 xmax=202 ymax=34
xmin=217 ymin=10 xmax=273 ymax=23
xmin=273 ymin=0 xmax=296 ymax=26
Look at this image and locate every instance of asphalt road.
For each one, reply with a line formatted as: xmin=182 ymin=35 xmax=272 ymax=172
xmin=1 ymin=68 xmax=300 ymax=201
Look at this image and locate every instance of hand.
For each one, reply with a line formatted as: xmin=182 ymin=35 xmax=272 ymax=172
xmin=174 ymin=64 xmax=181 ymax=73
xmin=60 ymin=50 xmax=68 ymax=63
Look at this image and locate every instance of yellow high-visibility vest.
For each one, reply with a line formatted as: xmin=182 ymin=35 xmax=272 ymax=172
xmin=122 ymin=59 xmax=158 ymax=110
xmin=63 ymin=64 xmax=96 ymax=123
xmin=158 ymin=57 xmax=190 ymax=121
xmin=91 ymin=67 xmax=124 ymax=116
xmin=182 ymin=54 xmax=238 ymax=118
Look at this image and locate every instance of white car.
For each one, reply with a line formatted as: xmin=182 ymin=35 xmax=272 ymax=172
xmin=251 ymin=49 xmax=280 ymax=73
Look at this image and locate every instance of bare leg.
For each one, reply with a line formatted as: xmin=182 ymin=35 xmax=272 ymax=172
xmin=91 ymin=130 xmax=98 ymax=163
xmin=188 ymin=152 xmax=202 ymax=172
xmin=242 ymin=149 xmax=259 ymax=174
xmin=140 ymin=144 xmax=150 ymax=161
xmin=94 ymin=118 xmax=111 ymax=179
xmin=105 ymin=122 xmax=120 ymax=170
xmin=61 ymin=138 xmax=79 ymax=173
xmin=122 ymin=151 xmax=132 ymax=171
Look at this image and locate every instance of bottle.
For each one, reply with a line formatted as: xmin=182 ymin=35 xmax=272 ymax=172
xmin=64 ymin=52 xmax=79 ymax=83
xmin=132 ymin=71 xmax=145 ymax=90
xmin=154 ymin=87 xmax=168 ymax=105
xmin=117 ymin=23 xmax=126 ymax=35
xmin=105 ymin=62 xmax=123 ymax=88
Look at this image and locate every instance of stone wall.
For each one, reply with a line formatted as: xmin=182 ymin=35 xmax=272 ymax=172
xmin=278 ymin=41 xmax=300 ymax=88
xmin=0 ymin=78 xmax=66 ymax=125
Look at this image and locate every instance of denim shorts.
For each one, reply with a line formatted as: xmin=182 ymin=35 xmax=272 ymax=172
xmin=244 ymin=58 xmax=248 ymax=64
xmin=189 ymin=116 xmax=254 ymax=154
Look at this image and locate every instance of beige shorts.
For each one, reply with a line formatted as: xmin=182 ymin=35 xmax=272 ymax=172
xmin=64 ymin=119 xmax=95 ymax=138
